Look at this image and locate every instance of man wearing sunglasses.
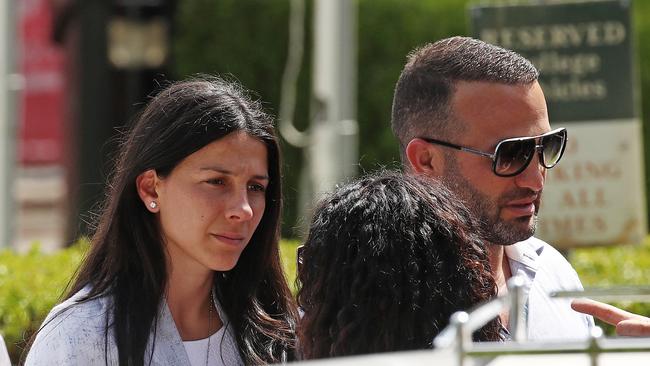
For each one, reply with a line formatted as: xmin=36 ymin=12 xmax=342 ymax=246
xmin=391 ymin=36 xmax=593 ymax=340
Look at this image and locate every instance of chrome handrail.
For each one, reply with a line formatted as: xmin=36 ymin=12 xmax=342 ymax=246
xmin=551 ymin=286 xmax=650 ymax=302
xmin=433 ymin=278 xmax=650 ymax=366
xmin=434 ymin=276 xmax=527 ymax=347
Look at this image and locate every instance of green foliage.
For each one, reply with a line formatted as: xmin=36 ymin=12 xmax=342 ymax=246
xmin=279 ymin=239 xmax=300 ymax=294
xmin=357 ymin=0 xmax=471 ymax=167
xmin=570 ymin=238 xmax=650 ymax=335
xmin=0 ymin=241 xmax=88 ymax=363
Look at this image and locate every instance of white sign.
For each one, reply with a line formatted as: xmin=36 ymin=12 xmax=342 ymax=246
xmin=537 ymin=120 xmax=647 ymax=246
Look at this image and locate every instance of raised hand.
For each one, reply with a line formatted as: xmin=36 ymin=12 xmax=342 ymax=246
xmin=571 ymin=298 xmax=650 ymax=337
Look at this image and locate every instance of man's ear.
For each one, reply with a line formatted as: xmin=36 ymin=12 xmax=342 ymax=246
xmin=405 ymin=138 xmax=444 ymax=177
xmin=136 ymin=169 xmax=160 ymax=212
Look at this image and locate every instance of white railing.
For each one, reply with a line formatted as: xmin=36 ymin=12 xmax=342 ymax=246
xmin=432 ymin=276 xmax=650 ymax=366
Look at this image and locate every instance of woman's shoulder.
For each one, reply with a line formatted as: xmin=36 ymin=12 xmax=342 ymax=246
xmin=42 ymin=286 xmax=112 ymax=329
xmin=25 ymin=286 xmax=117 ymax=365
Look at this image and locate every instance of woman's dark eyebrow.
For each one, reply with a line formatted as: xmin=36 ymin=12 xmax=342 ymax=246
xmin=200 ymin=166 xmax=269 ymax=180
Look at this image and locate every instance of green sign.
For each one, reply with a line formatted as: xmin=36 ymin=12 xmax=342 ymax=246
xmin=470 ymin=0 xmax=636 ymax=123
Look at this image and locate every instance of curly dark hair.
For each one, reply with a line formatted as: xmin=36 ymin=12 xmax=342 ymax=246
xmin=297 ymin=171 xmax=501 ymax=359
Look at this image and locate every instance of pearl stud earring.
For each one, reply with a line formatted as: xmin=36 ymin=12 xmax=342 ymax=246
xmin=149 ymin=201 xmax=157 ymax=209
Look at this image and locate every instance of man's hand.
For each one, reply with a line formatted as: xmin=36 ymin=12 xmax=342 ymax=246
xmin=571 ymin=298 xmax=650 ymax=336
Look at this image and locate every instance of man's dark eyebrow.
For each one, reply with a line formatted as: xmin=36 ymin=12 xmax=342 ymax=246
xmin=200 ymin=166 xmax=269 ymax=180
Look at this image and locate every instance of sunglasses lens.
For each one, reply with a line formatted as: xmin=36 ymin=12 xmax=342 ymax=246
xmin=541 ymin=130 xmax=567 ymax=168
xmin=495 ymin=139 xmax=536 ymax=176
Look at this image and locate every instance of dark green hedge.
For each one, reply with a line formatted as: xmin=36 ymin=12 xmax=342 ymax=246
xmin=0 ymin=242 xmax=88 ymax=363
xmin=570 ymin=238 xmax=650 ymax=335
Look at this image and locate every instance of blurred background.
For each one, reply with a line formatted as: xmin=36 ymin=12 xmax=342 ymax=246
xmin=1 ymin=0 xmax=650 ymax=363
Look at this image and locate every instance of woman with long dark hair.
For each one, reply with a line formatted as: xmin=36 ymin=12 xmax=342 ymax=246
xmin=297 ymin=171 xmax=502 ymax=359
xmin=25 ymin=77 xmax=297 ymax=365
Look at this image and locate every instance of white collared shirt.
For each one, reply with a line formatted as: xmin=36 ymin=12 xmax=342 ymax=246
xmin=505 ymin=236 xmax=594 ymax=341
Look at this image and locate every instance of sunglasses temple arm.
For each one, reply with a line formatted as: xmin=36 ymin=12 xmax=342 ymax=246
xmin=458 ymin=146 xmax=496 ymax=160
xmin=421 ymin=138 xmax=496 ymax=160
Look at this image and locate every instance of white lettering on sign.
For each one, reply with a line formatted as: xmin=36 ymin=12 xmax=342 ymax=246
xmin=541 ymin=78 xmax=607 ymax=101
xmin=530 ymin=52 xmax=600 ymax=76
xmin=480 ymin=21 xmax=626 ymax=50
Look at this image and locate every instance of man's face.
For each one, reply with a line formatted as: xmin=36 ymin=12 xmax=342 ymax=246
xmin=439 ymin=80 xmax=551 ymax=246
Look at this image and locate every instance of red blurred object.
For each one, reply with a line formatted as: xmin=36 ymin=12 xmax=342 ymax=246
xmin=18 ymin=0 xmax=67 ymax=165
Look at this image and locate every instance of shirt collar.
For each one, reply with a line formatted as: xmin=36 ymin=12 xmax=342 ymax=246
xmin=505 ymin=238 xmax=543 ymax=272
xmin=503 ymin=238 xmax=544 ymax=333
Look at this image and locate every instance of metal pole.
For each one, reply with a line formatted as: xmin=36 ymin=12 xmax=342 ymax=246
xmin=309 ymin=0 xmax=358 ymax=196
xmin=0 ymin=0 xmax=18 ymax=248
xmin=450 ymin=311 xmax=470 ymax=366
xmin=588 ymin=327 xmax=604 ymax=366
xmin=507 ymin=275 xmax=528 ymax=342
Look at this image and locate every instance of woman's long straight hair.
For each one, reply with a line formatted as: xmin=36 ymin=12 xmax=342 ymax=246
xmin=46 ymin=76 xmax=297 ymax=364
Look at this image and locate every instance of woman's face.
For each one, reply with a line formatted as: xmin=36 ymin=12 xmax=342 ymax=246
xmin=156 ymin=131 xmax=269 ymax=273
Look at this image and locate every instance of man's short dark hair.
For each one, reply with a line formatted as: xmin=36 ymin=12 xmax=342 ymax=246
xmin=391 ymin=36 xmax=539 ymax=159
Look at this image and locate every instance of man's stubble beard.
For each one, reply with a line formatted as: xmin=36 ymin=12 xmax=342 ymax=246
xmin=441 ymin=156 xmax=539 ymax=246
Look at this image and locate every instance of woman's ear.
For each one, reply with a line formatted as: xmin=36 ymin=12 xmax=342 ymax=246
xmin=405 ymin=138 xmax=444 ymax=177
xmin=136 ymin=169 xmax=160 ymax=213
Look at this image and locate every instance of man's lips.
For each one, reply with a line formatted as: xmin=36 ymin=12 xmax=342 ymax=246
xmin=504 ymin=196 xmax=538 ymax=216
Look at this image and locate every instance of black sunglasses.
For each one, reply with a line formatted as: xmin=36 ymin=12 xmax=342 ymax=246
xmin=420 ymin=128 xmax=568 ymax=177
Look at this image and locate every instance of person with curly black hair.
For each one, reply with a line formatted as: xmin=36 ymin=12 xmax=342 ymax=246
xmin=297 ymin=171 xmax=502 ymax=359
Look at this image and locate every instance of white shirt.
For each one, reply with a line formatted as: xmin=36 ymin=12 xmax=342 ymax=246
xmin=0 ymin=334 xmax=10 ymax=366
xmin=183 ymin=327 xmax=232 ymax=366
xmin=505 ymin=236 xmax=594 ymax=341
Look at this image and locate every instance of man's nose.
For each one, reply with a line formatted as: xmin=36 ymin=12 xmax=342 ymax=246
xmin=514 ymin=152 xmax=545 ymax=192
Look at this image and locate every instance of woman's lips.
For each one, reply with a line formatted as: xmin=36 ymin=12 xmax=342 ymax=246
xmin=211 ymin=233 xmax=245 ymax=246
